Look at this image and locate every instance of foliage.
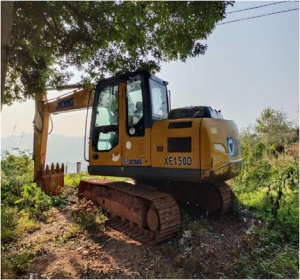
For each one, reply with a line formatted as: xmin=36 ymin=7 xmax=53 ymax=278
xmin=1 ymin=251 xmax=35 ymax=279
xmin=5 ymin=1 xmax=233 ymax=104
xmin=235 ymin=228 xmax=299 ymax=279
xmin=1 ymin=206 xmax=19 ymax=243
xmin=71 ymin=198 xmax=107 ymax=231
xmin=234 ymin=141 xmax=298 ymax=233
xmin=255 ymin=108 xmax=298 ymax=144
xmin=232 ymin=108 xmax=299 ymax=278
xmin=1 ymin=150 xmax=54 ymax=246
xmin=1 ymin=148 xmax=34 ymax=194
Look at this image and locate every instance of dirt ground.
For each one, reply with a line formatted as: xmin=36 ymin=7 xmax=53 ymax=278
xmin=3 ymin=200 xmax=255 ymax=279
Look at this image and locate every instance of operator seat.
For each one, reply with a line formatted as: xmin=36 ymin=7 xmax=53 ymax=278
xmin=134 ymin=101 xmax=143 ymax=118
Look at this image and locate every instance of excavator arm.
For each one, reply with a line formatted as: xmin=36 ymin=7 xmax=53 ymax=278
xmin=33 ymin=87 xmax=94 ymax=195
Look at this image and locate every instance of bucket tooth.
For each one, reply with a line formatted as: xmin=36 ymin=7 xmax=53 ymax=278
xmin=51 ymin=163 xmax=55 ymax=173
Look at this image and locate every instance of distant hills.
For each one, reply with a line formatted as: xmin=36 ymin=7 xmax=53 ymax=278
xmin=1 ymin=133 xmax=88 ymax=173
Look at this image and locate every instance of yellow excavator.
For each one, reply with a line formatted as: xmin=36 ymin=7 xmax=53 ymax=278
xmin=33 ymin=70 xmax=242 ymax=244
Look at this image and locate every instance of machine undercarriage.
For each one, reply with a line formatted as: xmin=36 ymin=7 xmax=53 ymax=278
xmin=78 ymin=179 xmax=232 ymax=244
xmin=78 ymin=179 xmax=181 ymax=244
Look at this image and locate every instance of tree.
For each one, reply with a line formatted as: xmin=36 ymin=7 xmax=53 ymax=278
xmin=1 ymin=1 xmax=14 ymax=110
xmin=235 ymin=108 xmax=299 ymax=234
xmin=3 ymin=1 xmax=233 ymax=106
xmin=255 ymin=107 xmax=298 ymax=149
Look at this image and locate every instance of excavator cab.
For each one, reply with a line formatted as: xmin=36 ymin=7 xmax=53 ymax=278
xmin=88 ymin=70 xmax=170 ymax=173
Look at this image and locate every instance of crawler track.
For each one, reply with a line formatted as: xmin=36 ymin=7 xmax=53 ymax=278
xmin=78 ymin=179 xmax=181 ymax=245
xmin=216 ymin=183 xmax=233 ymax=214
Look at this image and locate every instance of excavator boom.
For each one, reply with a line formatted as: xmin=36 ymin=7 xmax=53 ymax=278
xmin=33 ymin=87 xmax=93 ymax=195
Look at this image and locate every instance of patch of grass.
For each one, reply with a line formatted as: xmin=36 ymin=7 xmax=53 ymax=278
xmin=1 ymin=151 xmax=54 ymax=250
xmin=58 ymin=223 xmax=83 ymax=244
xmin=71 ymin=199 xmax=107 ymax=232
xmin=16 ymin=210 xmax=41 ymax=235
xmin=61 ymin=182 xmax=78 ymax=198
xmin=138 ymin=252 xmax=182 ymax=279
xmin=234 ymin=226 xmax=299 ymax=279
xmin=1 ymin=206 xmax=18 ymax=244
xmin=160 ymin=239 xmax=180 ymax=256
xmin=64 ymin=173 xmax=132 ymax=188
xmin=181 ymin=210 xmax=208 ymax=239
xmin=1 ymin=251 xmax=35 ymax=279
xmin=64 ymin=173 xmax=83 ymax=188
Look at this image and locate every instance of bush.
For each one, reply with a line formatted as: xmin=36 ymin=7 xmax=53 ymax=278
xmin=1 ymin=251 xmax=35 ymax=278
xmin=1 ymin=206 xmax=18 ymax=243
xmin=1 ymin=150 xmax=53 ymax=246
xmin=232 ymin=108 xmax=299 ymax=279
xmin=1 ymin=149 xmax=34 ymax=191
xmin=235 ymin=226 xmax=299 ymax=279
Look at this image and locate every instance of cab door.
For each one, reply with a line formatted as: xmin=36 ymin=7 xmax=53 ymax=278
xmin=89 ymin=82 xmax=122 ymax=166
xmin=121 ymin=76 xmax=151 ymax=167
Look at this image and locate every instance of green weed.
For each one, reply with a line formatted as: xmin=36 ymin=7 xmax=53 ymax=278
xmin=1 ymin=206 xmax=18 ymax=244
xmin=1 ymin=151 xmax=53 ymax=247
xmin=1 ymin=251 xmax=35 ymax=279
xmin=231 ymin=109 xmax=299 ymax=279
xmin=71 ymin=199 xmax=107 ymax=231
xmin=235 ymin=226 xmax=299 ymax=279
xmin=58 ymin=223 xmax=83 ymax=244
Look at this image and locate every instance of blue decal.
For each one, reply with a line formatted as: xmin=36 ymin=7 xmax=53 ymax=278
xmin=56 ymin=97 xmax=74 ymax=110
xmin=226 ymin=137 xmax=241 ymax=157
xmin=124 ymin=159 xmax=142 ymax=165
xmin=227 ymin=137 xmax=234 ymax=157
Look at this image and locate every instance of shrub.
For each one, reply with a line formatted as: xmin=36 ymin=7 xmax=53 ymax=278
xmin=1 ymin=150 xmax=53 ymax=245
xmin=232 ymin=108 xmax=299 ymax=279
xmin=1 ymin=206 xmax=18 ymax=243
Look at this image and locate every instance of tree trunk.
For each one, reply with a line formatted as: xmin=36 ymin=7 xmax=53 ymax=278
xmin=1 ymin=1 xmax=14 ymax=111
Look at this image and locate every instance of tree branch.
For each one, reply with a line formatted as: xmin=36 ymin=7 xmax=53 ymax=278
xmin=63 ymin=1 xmax=89 ymax=24
xmin=35 ymin=6 xmax=61 ymax=39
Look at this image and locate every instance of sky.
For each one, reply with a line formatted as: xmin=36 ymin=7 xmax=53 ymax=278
xmin=1 ymin=1 xmax=299 ymax=139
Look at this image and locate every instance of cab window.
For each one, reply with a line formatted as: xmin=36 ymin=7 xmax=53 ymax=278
xmin=126 ymin=77 xmax=144 ymax=136
xmin=149 ymin=79 xmax=168 ymax=120
xmin=94 ymin=85 xmax=118 ymax=151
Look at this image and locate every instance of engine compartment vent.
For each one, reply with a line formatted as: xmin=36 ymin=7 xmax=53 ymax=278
xmin=168 ymin=121 xmax=192 ymax=129
xmin=168 ymin=137 xmax=191 ymax=153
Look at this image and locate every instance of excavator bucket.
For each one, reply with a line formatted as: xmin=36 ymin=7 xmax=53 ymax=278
xmin=35 ymin=163 xmax=64 ymax=196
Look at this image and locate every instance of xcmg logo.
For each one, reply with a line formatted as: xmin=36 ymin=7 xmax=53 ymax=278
xmin=226 ymin=137 xmax=241 ymax=158
xmin=56 ymin=98 xmax=75 ymax=110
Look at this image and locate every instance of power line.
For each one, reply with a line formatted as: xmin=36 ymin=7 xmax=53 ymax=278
xmin=227 ymin=1 xmax=288 ymax=14
xmin=217 ymin=8 xmax=299 ymax=25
